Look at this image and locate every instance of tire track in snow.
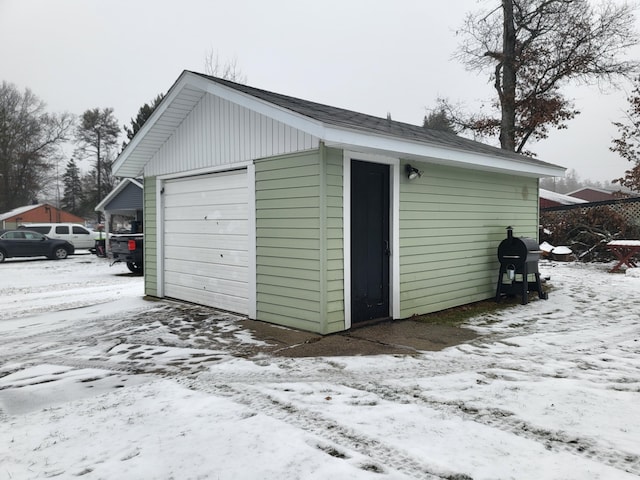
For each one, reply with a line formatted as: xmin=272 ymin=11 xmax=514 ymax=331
xmin=181 ymin=379 xmax=469 ymax=480
xmin=344 ymin=380 xmax=640 ymax=476
xmin=186 ymin=349 xmax=640 ymax=477
xmin=192 ymin=348 xmax=499 ymax=387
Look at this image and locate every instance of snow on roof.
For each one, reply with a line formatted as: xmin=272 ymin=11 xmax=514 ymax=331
xmin=0 ymin=204 xmax=43 ymax=221
xmin=539 ymin=189 xmax=587 ymax=205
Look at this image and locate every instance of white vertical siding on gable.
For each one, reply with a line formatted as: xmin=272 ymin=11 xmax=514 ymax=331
xmin=145 ymin=93 xmax=319 ymax=177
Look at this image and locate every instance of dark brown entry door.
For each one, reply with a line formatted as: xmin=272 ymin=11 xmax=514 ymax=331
xmin=351 ymin=160 xmax=390 ymax=323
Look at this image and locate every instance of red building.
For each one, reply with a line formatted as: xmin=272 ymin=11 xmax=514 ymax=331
xmin=0 ymin=204 xmax=86 ymax=229
xmin=566 ymin=187 xmax=637 ymax=202
xmin=539 ymin=189 xmax=587 ymax=209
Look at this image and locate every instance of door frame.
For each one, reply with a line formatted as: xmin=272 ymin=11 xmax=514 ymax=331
xmin=343 ymin=151 xmax=400 ymax=329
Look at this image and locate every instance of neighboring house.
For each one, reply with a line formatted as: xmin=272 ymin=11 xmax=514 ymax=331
xmin=567 ymin=186 xmax=639 ymax=202
xmin=539 ymin=188 xmax=587 ymax=209
xmin=95 ymin=178 xmax=144 ymax=234
xmin=113 ymin=70 xmax=565 ymax=334
xmin=0 ymin=204 xmax=85 ymax=229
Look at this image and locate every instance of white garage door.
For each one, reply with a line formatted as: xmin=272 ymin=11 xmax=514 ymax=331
xmin=163 ymin=169 xmax=249 ymax=314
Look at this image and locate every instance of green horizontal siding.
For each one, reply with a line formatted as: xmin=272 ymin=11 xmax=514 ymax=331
xmin=399 ymin=162 xmax=538 ymax=318
xmin=143 ymin=177 xmax=158 ymax=296
xmin=254 ymin=146 xmax=345 ymax=334
xmin=255 ymin=150 xmax=323 ymax=332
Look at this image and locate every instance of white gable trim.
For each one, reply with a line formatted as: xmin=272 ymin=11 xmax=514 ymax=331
xmin=115 ymin=70 xmax=565 ymax=180
xmin=114 ymin=73 xmax=205 ymax=178
xmin=114 ymin=71 xmax=325 ymax=178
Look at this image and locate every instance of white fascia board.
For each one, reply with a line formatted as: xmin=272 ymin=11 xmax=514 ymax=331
xmin=156 ymin=160 xmax=252 ymax=181
xmin=323 ymin=126 xmax=566 ymax=178
xmin=113 ymin=71 xmax=197 ymax=177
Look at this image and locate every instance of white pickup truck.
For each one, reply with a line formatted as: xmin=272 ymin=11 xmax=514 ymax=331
xmin=19 ymin=223 xmax=104 ymax=250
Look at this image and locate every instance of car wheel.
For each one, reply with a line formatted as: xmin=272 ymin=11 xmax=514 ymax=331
xmin=50 ymin=247 xmax=69 ymax=260
xmin=126 ymin=262 xmax=143 ymax=274
xmin=0 ymin=249 xmax=5 ymax=262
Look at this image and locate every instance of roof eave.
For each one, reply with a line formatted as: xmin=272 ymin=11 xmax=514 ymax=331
xmin=323 ymin=127 xmax=566 ymax=178
xmin=113 ymin=71 xmax=202 ymax=178
xmin=114 ymin=71 xmax=565 ymax=179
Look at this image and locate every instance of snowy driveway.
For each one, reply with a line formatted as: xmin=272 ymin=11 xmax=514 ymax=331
xmin=0 ymin=254 xmax=639 ymax=479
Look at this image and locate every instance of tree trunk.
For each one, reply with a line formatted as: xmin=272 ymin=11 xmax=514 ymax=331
xmin=500 ymin=0 xmax=517 ymax=151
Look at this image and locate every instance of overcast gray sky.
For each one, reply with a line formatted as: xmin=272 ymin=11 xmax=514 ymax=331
xmin=1 ymin=0 xmax=637 ymax=183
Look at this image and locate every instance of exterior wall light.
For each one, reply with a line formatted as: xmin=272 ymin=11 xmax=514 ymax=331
xmin=405 ymin=164 xmax=422 ymax=180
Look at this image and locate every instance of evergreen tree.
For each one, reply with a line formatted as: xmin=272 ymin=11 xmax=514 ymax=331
xmin=61 ymin=158 xmax=83 ymax=215
xmin=423 ymin=107 xmax=457 ymax=134
xmin=122 ymin=94 xmax=164 ymax=149
xmin=77 ymin=157 xmax=116 ymax=218
xmin=74 ymin=108 xmax=120 ymax=221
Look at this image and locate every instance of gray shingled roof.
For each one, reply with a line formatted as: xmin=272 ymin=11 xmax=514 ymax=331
xmin=191 ymin=71 xmax=559 ymax=169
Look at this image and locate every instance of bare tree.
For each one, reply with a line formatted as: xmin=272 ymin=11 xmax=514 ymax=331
xmin=204 ymin=50 xmax=247 ymax=83
xmin=0 ymin=81 xmax=73 ymax=212
xmin=454 ymin=0 xmax=639 ymax=154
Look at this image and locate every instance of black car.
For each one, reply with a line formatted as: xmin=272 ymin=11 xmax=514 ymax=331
xmin=0 ymin=229 xmax=75 ymax=262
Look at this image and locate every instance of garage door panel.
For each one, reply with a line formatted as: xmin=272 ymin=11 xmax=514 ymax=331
xmin=164 ymin=283 xmax=248 ymax=315
xmin=165 ymin=171 xmax=246 ymax=195
xmin=165 ymin=275 xmax=245 ymax=301
xmin=165 ymin=178 xmax=246 ymax=193
xmin=164 ymin=205 xmax=248 ymax=222
xmin=164 ymin=190 xmax=248 ymax=209
xmin=165 ymin=253 xmax=248 ymax=274
xmin=165 ymin=263 xmax=247 ymax=286
xmin=163 ymin=169 xmax=249 ymax=314
xmin=164 ymin=233 xmax=248 ymax=250
xmin=164 ymin=219 xmax=248 ymax=235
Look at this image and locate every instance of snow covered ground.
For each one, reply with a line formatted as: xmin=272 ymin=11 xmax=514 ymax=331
xmin=0 ymin=253 xmax=639 ymax=479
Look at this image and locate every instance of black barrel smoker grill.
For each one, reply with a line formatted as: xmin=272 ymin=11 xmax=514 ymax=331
xmin=495 ymin=226 xmax=548 ymax=304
